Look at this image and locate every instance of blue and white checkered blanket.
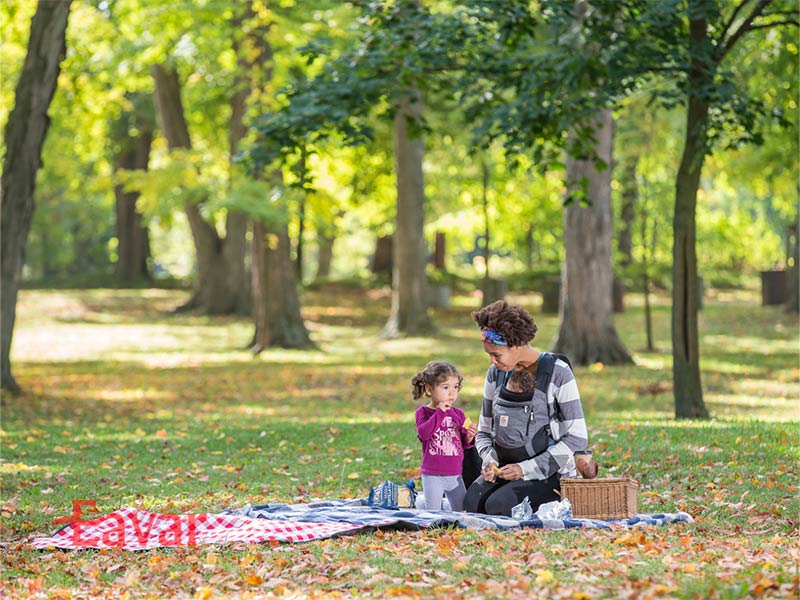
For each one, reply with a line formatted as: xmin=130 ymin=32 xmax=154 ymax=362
xmin=224 ymin=499 xmax=693 ymax=532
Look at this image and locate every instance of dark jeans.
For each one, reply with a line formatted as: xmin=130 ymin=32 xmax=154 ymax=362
xmin=462 ymin=446 xmax=482 ymax=490
xmin=463 ymin=472 xmax=561 ymax=517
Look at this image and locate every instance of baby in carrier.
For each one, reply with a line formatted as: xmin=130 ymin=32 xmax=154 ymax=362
xmin=503 ymin=370 xmax=598 ymax=479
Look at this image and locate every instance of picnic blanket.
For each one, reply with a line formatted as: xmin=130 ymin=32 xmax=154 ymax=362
xmin=31 ymin=500 xmax=693 ymax=551
xmin=227 ymin=499 xmax=694 ymax=532
xmin=30 ymin=506 xmax=370 ymax=551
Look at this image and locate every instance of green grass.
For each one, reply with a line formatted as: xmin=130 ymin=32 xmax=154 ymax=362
xmin=1 ymin=286 xmax=798 ymax=599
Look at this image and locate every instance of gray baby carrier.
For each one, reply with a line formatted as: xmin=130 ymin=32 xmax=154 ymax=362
xmin=492 ymin=352 xmax=570 ymax=465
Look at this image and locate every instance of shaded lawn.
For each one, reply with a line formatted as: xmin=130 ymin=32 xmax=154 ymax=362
xmin=1 ymin=286 xmax=798 ymax=599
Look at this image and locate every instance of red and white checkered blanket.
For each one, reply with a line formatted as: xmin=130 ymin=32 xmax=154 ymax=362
xmin=30 ymin=506 xmax=364 ymax=550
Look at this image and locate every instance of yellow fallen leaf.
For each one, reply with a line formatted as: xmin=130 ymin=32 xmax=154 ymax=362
xmin=534 ymin=569 xmax=554 ymax=584
xmin=194 ymin=588 xmax=213 ymax=600
xmin=245 ymin=574 xmax=262 ymax=586
xmin=347 ymin=472 xmax=360 ymax=479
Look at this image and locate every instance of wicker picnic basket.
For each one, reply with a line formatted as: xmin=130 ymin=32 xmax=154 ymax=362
xmin=560 ymin=476 xmax=639 ymax=519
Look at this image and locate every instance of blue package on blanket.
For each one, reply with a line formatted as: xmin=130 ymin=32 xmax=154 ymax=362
xmin=367 ymin=480 xmax=417 ymax=509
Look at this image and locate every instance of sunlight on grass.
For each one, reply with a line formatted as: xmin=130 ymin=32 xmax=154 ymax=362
xmin=93 ymin=387 xmax=171 ymax=402
xmin=632 ymin=355 xmax=671 ymax=369
xmin=703 ymin=334 xmax=799 ymax=354
xmin=0 ymin=462 xmax=44 ymax=473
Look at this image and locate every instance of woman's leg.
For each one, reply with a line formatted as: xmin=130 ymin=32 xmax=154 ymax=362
xmin=421 ymin=474 xmax=446 ymax=510
xmin=463 ymin=476 xmax=508 ymax=514
xmin=482 ymin=474 xmax=560 ymax=517
xmin=462 ymin=446 xmax=482 ymax=489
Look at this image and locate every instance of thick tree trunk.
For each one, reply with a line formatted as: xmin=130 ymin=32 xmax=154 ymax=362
xmin=1 ymin=0 xmax=72 ymax=393
xmin=251 ymin=218 xmax=314 ymax=351
xmin=151 ymin=64 xmax=248 ymax=314
xmin=553 ymin=110 xmax=632 ymax=365
xmin=114 ymin=94 xmax=154 ymax=285
xmin=672 ymin=12 xmax=711 ymax=419
xmin=383 ymin=91 xmax=431 ymax=337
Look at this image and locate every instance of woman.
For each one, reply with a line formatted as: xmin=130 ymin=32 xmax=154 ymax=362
xmin=463 ymin=300 xmax=588 ymax=517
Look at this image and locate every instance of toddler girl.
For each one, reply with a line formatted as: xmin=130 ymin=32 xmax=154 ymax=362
xmin=412 ymin=360 xmax=477 ymax=511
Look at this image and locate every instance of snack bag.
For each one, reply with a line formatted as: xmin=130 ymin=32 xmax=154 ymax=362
xmin=367 ymin=480 xmax=417 ymax=509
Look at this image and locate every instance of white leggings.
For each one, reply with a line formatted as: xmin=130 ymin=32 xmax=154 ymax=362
xmin=421 ymin=474 xmax=466 ymax=511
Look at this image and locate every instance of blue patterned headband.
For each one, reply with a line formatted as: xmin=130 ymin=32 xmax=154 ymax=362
xmin=481 ymin=328 xmax=508 ymax=346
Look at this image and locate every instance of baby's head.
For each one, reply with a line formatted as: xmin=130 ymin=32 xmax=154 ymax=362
xmin=506 ymin=370 xmax=536 ymax=394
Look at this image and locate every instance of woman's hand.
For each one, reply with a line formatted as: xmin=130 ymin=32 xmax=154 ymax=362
xmin=482 ymin=463 xmax=499 ymax=483
xmin=465 ymin=423 xmax=478 ymax=443
xmin=498 ymin=464 xmax=523 ymax=481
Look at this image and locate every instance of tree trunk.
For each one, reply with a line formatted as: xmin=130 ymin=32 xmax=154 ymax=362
xmin=553 ymin=110 xmax=632 ymax=365
xmin=315 ymin=230 xmax=335 ymax=280
xmin=614 ymin=152 xmax=637 ymax=313
xmin=1 ymin=0 xmax=72 ymax=393
xmin=370 ymin=235 xmax=394 ymax=275
xmin=251 ymin=217 xmax=314 ymax=351
xmin=672 ymin=12 xmax=710 ymax=419
xmin=151 ymin=64 xmax=248 ymax=314
xmin=433 ymin=231 xmax=446 ymax=270
xmin=481 ymin=160 xmax=491 ymax=289
xmin=383 ymin=90 xmax=432 ymax=336
xmin=114 ymin=93 xmax=154 ymax=285
xmin=294 ymin=149 xmax=307 ymax=283
xmin=786 ymin=216 xmax=799 ymax=314
xmin=618 ymin=154 xmax=636 ymax=268
xmin=250 ymin=221 xmax=270 ymax=351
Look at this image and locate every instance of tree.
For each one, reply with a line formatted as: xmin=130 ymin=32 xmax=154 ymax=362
xmin=112 ymin=92 xmax=155 ymax=284
xmin=383 ymin=88 xmax=432 ymax=336
xmin=456 ymin=0 xmax=798 ymax=418
xmin=151 ymin=63 xmax=249 ymax=315
xmin=669 ymin=0 xmax=797 ymax=417
xmin=554 ymin=110 xmax=633 ymax=363
xmin=240 ymin=6 xmax=313 ymax=351
xmin=246 ymin=1 xmax=467 ymax=336
xmin=1 ymin=0 xmax=72 ymax=393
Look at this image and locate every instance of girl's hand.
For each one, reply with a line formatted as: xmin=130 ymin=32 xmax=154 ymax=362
xmin=482 ymin=463 xmax=499 ymax=483
xmin=465 ymin=423 xmax=478 ymax=443
xmin=498 ymin=464 xmax=523 ymax=481
xmin=438 ymin=402 xmax=452 ymax=412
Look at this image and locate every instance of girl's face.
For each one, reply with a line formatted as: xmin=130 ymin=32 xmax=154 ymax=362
xmin=427 ymin=375 xmax=461 ymax=407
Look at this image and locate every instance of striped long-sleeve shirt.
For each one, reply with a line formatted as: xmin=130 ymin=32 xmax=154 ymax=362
xmin=475 ymin=356 xmax=588 ymax=480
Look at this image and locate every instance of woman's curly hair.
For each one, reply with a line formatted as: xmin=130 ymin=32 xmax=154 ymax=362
xmin=471 ymin=300 xmax=538 ymax=347
xmin=411 ymin=360 xmax=463 ymax=400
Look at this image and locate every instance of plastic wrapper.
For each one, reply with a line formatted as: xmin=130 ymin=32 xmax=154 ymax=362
xmin=533 ymin=498 xmax=573 ymax=520
xmin=510 ymin=496 xmax=533 ymax=521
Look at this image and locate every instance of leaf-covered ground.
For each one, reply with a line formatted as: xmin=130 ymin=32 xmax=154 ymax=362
xmin=1 ymin=286 xmax=798 ymax=599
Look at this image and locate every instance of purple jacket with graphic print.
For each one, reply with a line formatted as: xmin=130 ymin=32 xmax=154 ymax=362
xmin=415 ymin=406 xmax=474 ymax=476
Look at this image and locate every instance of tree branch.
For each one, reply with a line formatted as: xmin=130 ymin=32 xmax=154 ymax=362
xmin=719 ymin=0 xmax=753 ymax=42
xmin=720 ymin=0 xmax=772 ymax=59
xmin=748 ymin=19 xmax=800 ymax=30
